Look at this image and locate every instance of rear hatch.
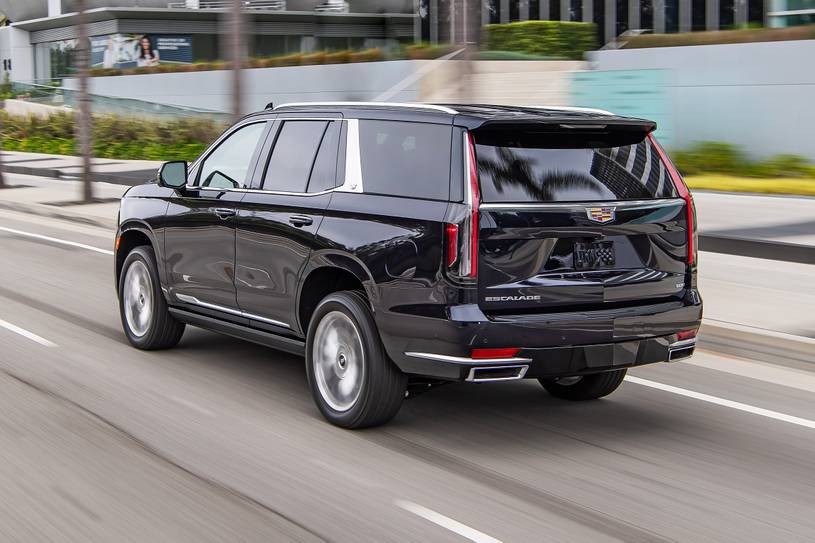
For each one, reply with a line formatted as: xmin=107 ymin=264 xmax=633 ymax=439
xmin=472 ymin=122 xmax=691 ymax=315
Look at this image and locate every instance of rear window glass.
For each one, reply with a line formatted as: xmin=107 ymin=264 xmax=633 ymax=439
xmin=475 ymin=134 xmax=678 ymax=203
xmin=359 ymin=120 xmax=451 ymax=200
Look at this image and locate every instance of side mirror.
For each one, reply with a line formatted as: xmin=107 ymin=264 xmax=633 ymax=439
xmin=158 ymin=161 xmax=187 ymax=189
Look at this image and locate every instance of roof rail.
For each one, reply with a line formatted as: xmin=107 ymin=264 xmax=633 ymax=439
xmin=273 ymin=101 xmax=459 ymax=115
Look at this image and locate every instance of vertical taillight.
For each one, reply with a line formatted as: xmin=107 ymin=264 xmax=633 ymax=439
xmin=649 ymin=134 xmax=696 ymax=266
xmin=463 ymin=131 xmax=480 ymax=278
xmin=446 ymin=131 xmax=480 ymax=280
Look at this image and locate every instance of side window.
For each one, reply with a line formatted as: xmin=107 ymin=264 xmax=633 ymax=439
xmin=359 ymin=120 xmax=452 ymax=200
xmin=307 ymin=121 xmax=341 ymax=193
xmin=263 ymin=120 xmax=327 ymax=193
xmin=198 ymin=122 xmax=265 ymax=189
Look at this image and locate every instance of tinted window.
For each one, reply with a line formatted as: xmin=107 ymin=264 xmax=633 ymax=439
xmin=475 ymin=133 xmax=678 ymax=203
xmin=263 ymin=121 xmax=327 ymax=192
xmin=198 ymin=122 xmax=265 ymax=189
xmin=307 ymin=121 xmax=341 ymax=193
xmin=359 ymin=120 xmax=451 ymax=200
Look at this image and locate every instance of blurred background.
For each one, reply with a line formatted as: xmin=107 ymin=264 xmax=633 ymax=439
xmin=0 ymin=1 xmax=813 ymax=542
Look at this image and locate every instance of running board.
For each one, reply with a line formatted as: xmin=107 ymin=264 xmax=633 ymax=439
xmin=168 ymin=307 xmax=305 ymax=356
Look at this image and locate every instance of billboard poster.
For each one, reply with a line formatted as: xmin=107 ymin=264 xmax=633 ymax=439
xmin=90 ymin=34 xmax=193 ymax=68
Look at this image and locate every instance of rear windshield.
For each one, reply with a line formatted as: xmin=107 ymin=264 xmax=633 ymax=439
xmin=474 ymin=132 xmax=678 ymax=203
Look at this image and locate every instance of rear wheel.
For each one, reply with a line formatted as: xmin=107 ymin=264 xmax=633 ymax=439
xmin=118 ymin=246 xmax=185 ymax=350
xmin=306 ymin=291 xmax=406 ymax=428
xmin=539 ymin=369 xmax=627 ymax=401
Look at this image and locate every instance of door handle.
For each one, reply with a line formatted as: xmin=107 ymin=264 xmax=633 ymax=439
xmin=214 ymin=208 xmax=236 ymax=220
xmin=289 ymin=215 xmax=313 ymax=227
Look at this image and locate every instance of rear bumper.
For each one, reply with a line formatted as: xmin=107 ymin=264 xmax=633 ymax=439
xmin=379 ymin=290 xmax=702 ymax=381
xmin=402 ymin=335 xmax=695 ymax=382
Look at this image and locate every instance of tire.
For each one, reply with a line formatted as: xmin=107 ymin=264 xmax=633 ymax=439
xmin=539 ymin=369 xmax=627 ymax=401
xmin=306 ymin=291 xmax=407 ymax=429
xmin=118 ymin=245 xmax=185 ymax=350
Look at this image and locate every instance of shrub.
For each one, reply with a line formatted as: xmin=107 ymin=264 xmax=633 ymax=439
xmin=483 ymin=20 xmax=597 ymax=60
xmin=672 ymin=141 xmax=815 ymax=179
xmin=0 ymin=110 xmax=225 ymax=163
xmin=404 ymin=43 xmax=459 ymax=60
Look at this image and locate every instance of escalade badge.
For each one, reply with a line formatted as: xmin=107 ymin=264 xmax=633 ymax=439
xmin=586 ymin=207 xmax=616 ymax=224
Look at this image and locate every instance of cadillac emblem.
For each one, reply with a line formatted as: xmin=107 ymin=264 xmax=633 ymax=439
xmin=586 ymin=207 xmax=616 ymax=224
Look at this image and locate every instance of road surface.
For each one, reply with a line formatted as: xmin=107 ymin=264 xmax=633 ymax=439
xmin=0 ymin=202 xmax=814 ymax=542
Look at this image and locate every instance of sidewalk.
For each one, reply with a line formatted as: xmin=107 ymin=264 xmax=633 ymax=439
xmin=1 ymin=151 xmax=160 ymax=186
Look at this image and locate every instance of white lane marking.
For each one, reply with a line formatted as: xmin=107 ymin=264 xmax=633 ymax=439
xmin=395 ymin=500 xmax=502 ymax=543
xmin=169 ymin=396 xmax=215 ymax=418
xmin=0 ymin=226 xmax=113 ymax=255
xmin=625 ymin=376 xmax=815 ymax=430
xmin=0 ymin=318 xmax=57 ymax=348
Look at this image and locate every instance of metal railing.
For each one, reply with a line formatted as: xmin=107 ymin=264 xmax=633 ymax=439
xmin=8 ymin=81 xmax=229 ymax=121
xmin=167 ymin=0 xmax=286 ymax=10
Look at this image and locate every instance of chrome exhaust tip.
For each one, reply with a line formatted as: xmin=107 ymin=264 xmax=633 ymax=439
xmin=668 ymin=338 xmax=696 ymax=362
xmin=466 ymin=365 xmax=529 ymax=382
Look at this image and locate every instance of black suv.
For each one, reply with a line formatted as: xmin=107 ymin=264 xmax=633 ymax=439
xmin=116 ymin=102 xmax=702 ymax=428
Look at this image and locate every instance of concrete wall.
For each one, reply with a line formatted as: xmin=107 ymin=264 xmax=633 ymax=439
xmin=587 ymin=40 xmax=815 ymax=159
xmin=421 ymin=60 xmax=586 ymax=106
xmin=64 ymin=60 xmax=424 ymax=113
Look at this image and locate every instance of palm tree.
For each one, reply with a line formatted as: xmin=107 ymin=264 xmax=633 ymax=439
xmin=76 ymin=0 xmax=93 ymax=202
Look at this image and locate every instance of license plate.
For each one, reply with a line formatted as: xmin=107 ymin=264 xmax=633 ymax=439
xmin=574 ymin=241 xmax=615 ymax=269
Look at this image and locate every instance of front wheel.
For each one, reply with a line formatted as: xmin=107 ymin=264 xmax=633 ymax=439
xmin=306 ymin=291 xmax=406 ymax=429
xmin=118 ymin=246 xmax=185 ymax=350
xmin=539 ymin=369 xmax=627 ymax=401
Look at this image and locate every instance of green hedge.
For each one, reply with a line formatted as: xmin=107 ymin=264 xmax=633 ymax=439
xmin=622 ymin=24 xmax=815 ymax=49
xmin=483 ymin=21 xmax=597 ymax=60
xmin=672 ymin=141 xmax=815 ymax=179
xmin=0 ymin=111 xmax=224 ymax=162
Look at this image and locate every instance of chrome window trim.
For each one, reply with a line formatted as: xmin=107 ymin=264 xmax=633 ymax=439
xmin=337 ymin=118 xmax=363 ymax=193
xmin=478 ymin=198 xmax=684 ymax=211
xmin=175 ymin=293 xmax=289 ymax=329
xmin=274 ymin=101 xmax=459 ymax=115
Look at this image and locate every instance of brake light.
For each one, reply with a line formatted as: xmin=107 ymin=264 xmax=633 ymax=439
xmin=649 ymin=134 xmax=696 ymax=265
xmin=676 ymin=328 xmax=698 ymax=341
xmin=472 ymin=348 xmax=520 ymax=360
xmin=445 ymin=223 xmax=459 ymax=267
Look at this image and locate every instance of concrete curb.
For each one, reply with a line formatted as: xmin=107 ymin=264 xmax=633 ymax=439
xmin=3 ymin=164 xmax=155 ymax=186
xmin=698 ymin=320 xmax=815 ymax=371
xmin=0 ymin=200 xmax=117 ymax=230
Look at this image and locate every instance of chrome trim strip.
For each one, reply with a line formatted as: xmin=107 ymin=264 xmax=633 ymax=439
xmin=466 ymin=365 xmax=530 ymax=382
xmin=404 ymin=352 xmax=532 ymax=364
xmin=668 ymin=338 xmax=697 ymax=350
xmin=337 ymin=118 xmax=363 ymax=193
xmin=175 ymin=294 xmax=289 ymax=328
xmin=479 ymin=198 xmax=683 ymax=211
xmin=274 ymin=101 xmax=459 ymax=115
xmin=182 ymin=185 xmax=335 ymax=197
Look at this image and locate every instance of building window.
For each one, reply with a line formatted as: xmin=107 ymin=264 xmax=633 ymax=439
xmin=748 ymin=0 xmax=765 ymax=25
xmin=720 ymin=0 xmax=735 ymax=27
xmin=617 ymin=0 xmax=630 ymax=35
xmin=665 ymin=0 xmax=679 ymax=31
xmin=570 ymin=0 xmax=583 ymax=21
xmin=641 ymin=0 xmax=654 ymax=29
xmin=692 ymin=0 xmax=707 ymax=29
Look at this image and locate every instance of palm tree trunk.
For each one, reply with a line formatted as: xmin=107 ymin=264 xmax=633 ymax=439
xmin=230 ymin=0 xmax=245 ymax=123
xmin=76 ymin=0 xmax=93 ymax=202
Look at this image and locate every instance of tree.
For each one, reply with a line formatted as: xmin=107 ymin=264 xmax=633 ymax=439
xmin=229 ymin=0 xmax=245 ymax=123
xmin=76 ymin=0 xmax=93 ymax=202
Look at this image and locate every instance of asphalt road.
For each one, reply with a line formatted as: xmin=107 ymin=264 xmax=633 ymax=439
xmin=1 ymin=207 xmax=814 ymax=542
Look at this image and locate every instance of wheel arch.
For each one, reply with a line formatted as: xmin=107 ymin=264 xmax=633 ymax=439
xmin=115 ymin=221 xmax=163 ymax=291
xmin=297 ymin=251 xmax=377 ymax=336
